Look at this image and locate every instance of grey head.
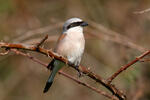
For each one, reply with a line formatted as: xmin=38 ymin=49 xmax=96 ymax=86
xmin=63 ymin=18 xmax=88 ymax=33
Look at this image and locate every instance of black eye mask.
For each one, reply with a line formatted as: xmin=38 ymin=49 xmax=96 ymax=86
xmin=67 ymin=21 xmax=84 ymax=30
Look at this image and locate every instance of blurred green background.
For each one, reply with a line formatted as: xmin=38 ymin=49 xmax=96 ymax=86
xmin=0 ymin=0 xmax=150 ymax=100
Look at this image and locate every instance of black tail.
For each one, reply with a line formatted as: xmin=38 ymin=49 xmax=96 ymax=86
xmin=47 ymin=59 xmax=55 ymax=70
xmin=43 ymin=59 xmax=55 ymax=93
xmin=43 ymin=81 xmax=53 ymax=93
xmin=43 ymin=59 xmax=63 ymax=93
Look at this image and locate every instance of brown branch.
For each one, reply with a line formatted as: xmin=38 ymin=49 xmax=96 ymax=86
xmin=12 ymin=22 xmax=63 ymax=42
xmin=131 ymin=78 xmax=144 ymax=100
xmin=107 ymin=50 xmax=150 ymax=84
xmin=139 ymin=58 xmax=150 ymax=62
xmin=89 ymin=21 xmax=146 ymax=52
xmin=36 ymin=35 xmax=48 ymax=48
xmin=59 ymin=70 xmax=118 ymax=100
xmin=0 ymin=50 xmax=10 ymax=56
xmin=10 ymin=49 xmax=47 ymax=66
xmin=10 ymin=49 xmax=118 ymax=100
xmin=134 ymin=8 xmax=150 ymax=14
xmin=0 ymin=42 xmax=125 ymax=100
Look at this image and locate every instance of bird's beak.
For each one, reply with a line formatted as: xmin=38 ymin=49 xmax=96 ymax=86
xmin=80 ymin=21 xmax=88 ymax=27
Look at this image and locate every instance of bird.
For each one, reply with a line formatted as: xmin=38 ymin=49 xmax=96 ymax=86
xmin=43 ymin=18 xmax=88 ymax=93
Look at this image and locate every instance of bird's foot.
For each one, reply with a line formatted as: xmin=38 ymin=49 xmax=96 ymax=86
xmin=75 ymin=66 xmax=83 ymax=77
xmin=68 ymin=61 xmax=83 ymax=77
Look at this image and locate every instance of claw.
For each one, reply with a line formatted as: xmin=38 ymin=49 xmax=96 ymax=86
xmin=68 ymin=61 xmax=83 ymax=77
xmin=75 ymin=66 xmax=82 ymax=77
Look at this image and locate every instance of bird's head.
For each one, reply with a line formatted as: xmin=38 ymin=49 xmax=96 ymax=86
xmin=63 ymin=18 xmax=88 ymax=33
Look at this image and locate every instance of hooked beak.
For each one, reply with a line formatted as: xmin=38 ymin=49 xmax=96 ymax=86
xmin=80 ymin=21 xmax=88 ymax=27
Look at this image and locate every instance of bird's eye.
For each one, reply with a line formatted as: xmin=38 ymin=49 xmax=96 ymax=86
xmin=67 ymin=21 xmax=84 ymax=30
xmin=67 ymin=24 xmax=73 ymax=29
xmin=70 ymin=24 xmax=73 ymax=27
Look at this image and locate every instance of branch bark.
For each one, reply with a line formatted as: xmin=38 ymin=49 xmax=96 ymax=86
xmin=10 ymin=49 xmax=118 ymax=100
xmin=0 ymin=42 xmax=125 ymax=100
xmin=107 ymin=50 xmax=150 ymax=84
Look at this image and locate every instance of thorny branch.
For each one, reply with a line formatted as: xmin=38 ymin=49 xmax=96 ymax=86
xmin=2 ymin=34 xmax=150 ymax=100
xmin=106 ymin=50 xmax=150 ymax=83
xmin=59 ymin=70 xmax=118 ymax=100
xmin=0 ymin=42 xmax=125 ymax=100
xmin=10 ymin=49 xmax=117 ymax=100
xmin=36 ymin=35 xmax=48 ymax=48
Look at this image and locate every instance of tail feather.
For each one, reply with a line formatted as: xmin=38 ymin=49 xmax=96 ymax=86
xmin=43 ymin=60 xmax=64 ymax=93
xmin=43 ymin=66 xmax=56 ymax=93
xmin=47 ymin=59 xmax=55 ymax=70
xmin=43 ymin=81 xmax=53 ymax=93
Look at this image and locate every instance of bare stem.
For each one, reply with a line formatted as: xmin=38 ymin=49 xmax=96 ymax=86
xmin=134 ymin=8 xmax=150 ymax=14
xmin=107 ymin=50 xmax=150 ymax=83
xmin=0 ymin=42 xmax=125 ymax=100
xmin=36 ymin=35 xmax=48 ymax=48
xmin=10 ymin=49 xmax=118 ymax=100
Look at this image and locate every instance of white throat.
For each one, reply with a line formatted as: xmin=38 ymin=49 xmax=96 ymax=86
xmin=66 ymin=26 xmax=83 ymax=34
xmin=66 ymin=26 xmax=84 ymax=41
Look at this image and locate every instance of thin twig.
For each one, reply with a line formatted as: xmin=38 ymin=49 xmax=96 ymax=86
xmin=0 ymin=42 xmax=125 ymax=100
xmin=10 ymin=49 xmax=118 ymax=100
xmin=12 ymin=22 xmax=63 ymax=42
xmin=59 ymin=70 xmax=118 ymax=100
xmin=107 ymin=50 xmax=150 ymax=84
xmin=89 ymin=21 xmax=146 ymax=52
xmin=10 ymin=49 xmax=46 ymax=66
xmin=0 ymin=50 xmax=10 ymax=56
xmin=134 ymin=8 xmax=150 ymax=14
xmin=131 ymin=78 xmax=144 ymax=100
xmin=23 ymin=35 xmax=58 ymax=44
xmin=36 ymin=35 xmax=48 ymax=48
xmin=140 ymin=58 xmax=150 ymax=62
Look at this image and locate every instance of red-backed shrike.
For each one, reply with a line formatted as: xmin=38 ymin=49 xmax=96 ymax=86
xmin=43 ymin=18 xmax=88 ymax=93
